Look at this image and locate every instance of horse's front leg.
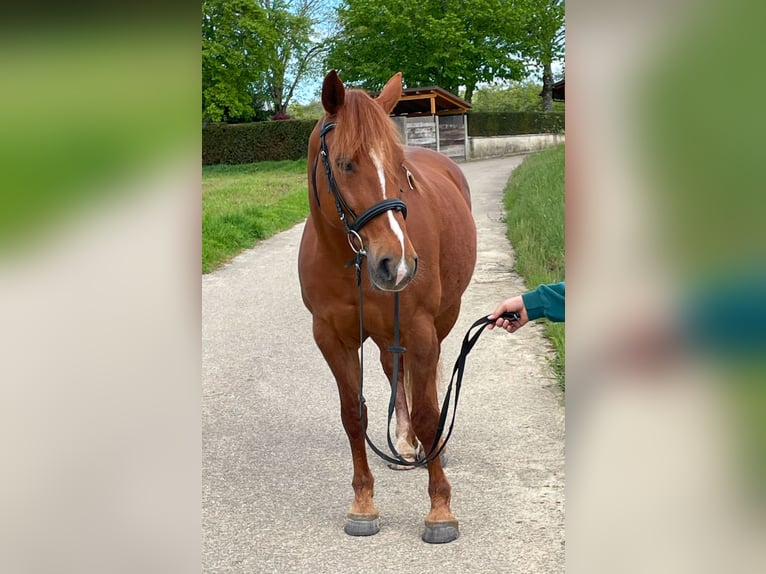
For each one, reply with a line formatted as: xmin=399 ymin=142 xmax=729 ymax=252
xmin=313 ymin=319 xmax=379 ymax=536
xmin=406 ymin=321 xmax=460 ymax=544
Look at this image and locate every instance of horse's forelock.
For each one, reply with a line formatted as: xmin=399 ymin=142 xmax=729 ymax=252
xmin=332 ymin=90 xmax=403 ymax=178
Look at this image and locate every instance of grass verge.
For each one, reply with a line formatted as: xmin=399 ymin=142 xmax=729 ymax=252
xmin=202 ymin=159 xmax=309 ymax=273
xmin=503 ymin=144 xmax=565 ymax=388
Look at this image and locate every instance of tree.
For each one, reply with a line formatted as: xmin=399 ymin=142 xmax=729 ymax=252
xmin=472 ymin=81 xmax=550 ymax=112
xmin=259 ymin=0 xmax=328 ymax=116
xmin=202 ymin=0 xmax=328 ymax=122
xmin=327 ymin=0 xmax=527 ymax=102
xmin=202 ymin=0 xmax=274 ymax=122
xmin=517 ymin=0 xmax=565 ymax=111
xmin=287 ymin=99 xmax=324 ymax=119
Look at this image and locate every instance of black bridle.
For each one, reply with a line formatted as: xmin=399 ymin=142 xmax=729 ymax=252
xmin=312 ymin=120 xmax=407 ymax=239
xmin=312 ymin=119 xmax=520 ymax=468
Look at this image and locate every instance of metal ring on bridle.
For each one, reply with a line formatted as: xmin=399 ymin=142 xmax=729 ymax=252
xmin=347 ymin=229 xmax=365 ymax=255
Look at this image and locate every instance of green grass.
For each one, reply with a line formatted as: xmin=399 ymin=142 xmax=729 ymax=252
xmin=202 ymin=159 xmax=309 ymax=273
xmin=503 ymin=144 xmax=565 ymax=387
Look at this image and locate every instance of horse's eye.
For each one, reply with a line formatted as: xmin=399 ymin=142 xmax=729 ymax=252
xmin=336 ymin=158 xmax=354 ymax=173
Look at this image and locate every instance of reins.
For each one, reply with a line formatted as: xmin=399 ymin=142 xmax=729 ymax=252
xmin=358 ymin=273 xmax=521 ymax=468
xmin=312 ymin=119 xmax=519 ymax=468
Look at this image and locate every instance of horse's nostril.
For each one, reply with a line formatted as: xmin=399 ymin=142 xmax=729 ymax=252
xmin=378 ymin=257 xmax=394 ymax=281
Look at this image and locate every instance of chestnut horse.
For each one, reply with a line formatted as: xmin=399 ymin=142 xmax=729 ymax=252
xmin=298 ymin=71 xmax=477 ymax=543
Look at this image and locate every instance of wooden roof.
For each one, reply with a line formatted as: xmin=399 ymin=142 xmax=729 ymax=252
xmin=370 ymin=86 xmax=471 ymax=117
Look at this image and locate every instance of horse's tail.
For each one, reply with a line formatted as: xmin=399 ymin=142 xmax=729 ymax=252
xmin=436 ymin=360 xmax=445 ymax=407
xmin=404 ymin=357 xmax=414 ymax=417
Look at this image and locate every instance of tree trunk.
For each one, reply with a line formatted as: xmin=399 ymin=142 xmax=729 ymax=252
xmin=541 ymin=62 xmax=554 ymax=112
xmin=270 ymin=82 xmax=285 ymax=115
xmin=463 ymin=82 xmax=475 ymax=104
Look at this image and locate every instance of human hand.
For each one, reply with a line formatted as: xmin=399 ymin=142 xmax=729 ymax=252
xmin=487 ymin=295 xmax=529 ymax=333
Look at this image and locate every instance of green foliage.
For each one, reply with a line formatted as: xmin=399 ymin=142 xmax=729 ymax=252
xmin=468 ymin=112 xmax=564 ymax=136
xmin=202 ymin=0 xmax=326 ymax=122
xmin=258 ymin=0 xmax=326 ymax=115
xmin=503 ymin=144 xmax=565 ymax=386
xmin=517 ymin=0 xmax=565 ymax=68
xmin=202 ymin=159 xmax=309 ymax=272
xmin=202 ymin=120 xmax=317 ymax=165
xmin=287 ymin=99 xmax=324 ymax=120
xmin=514 ymin=0 xmax=565 ymax=110
xmin=202 ymin=0 xmax=273 ymax=122
xmin=472 ymin=82 xmax=565 ymax=112
xmin=327 ymin=0 xmax=526 ymax=100
xmin=472 ymin=83 xmax=544 ymax=112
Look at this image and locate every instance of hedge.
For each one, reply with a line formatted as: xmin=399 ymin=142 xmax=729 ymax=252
xmin=468 ymin=111 xmax=565 ymax=137
xmin=202 ymin=120 xmax=317 ymax=165
xmin=202 ymin=112 xmax=565 ymax=165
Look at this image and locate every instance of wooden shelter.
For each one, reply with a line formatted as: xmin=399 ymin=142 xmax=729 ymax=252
xmin=552 ymin=79 xmax=565 ymax=101
xmin=391 ymin=86 xmax=471 ymax=117
xmin=377 ymin=86 xmax=472 ymax=160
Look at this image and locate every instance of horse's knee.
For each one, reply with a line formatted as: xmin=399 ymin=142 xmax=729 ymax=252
xmin=339 ymin=404 xmax=366 ymax=439
xmin=411 ymin=405 xmax=440 ymax=439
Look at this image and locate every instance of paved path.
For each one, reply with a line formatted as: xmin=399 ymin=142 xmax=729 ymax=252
xmin=202 ymin=156 xmax=564 ymax=573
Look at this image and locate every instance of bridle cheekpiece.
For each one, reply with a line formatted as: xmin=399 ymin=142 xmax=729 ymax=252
xmin=313 ymin=120 xmax=408 ymax=256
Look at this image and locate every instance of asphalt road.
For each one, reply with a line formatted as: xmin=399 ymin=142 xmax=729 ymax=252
xmin=202 ymin=156 xmax=565 ymax=573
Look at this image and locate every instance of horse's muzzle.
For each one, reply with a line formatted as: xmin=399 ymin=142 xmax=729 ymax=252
xmin=369 ymin=254 xmax=418 ymax=292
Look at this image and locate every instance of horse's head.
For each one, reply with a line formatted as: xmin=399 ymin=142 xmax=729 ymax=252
xmin=310 ymin=70 xmax=418 ymax=292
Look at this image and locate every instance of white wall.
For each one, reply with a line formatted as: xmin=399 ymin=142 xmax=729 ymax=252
xmin=468 ymin=134 xmax=565 ymax=160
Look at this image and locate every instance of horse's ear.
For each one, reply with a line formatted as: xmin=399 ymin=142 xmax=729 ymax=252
xmin=376 ymin=72 xmax=402 ymax=114
xmin=322 ymin=70 xmax=345 ymax=115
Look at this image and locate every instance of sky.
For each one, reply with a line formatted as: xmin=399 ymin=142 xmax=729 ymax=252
xmin=292 ymin=60 xmax=565 ymax=105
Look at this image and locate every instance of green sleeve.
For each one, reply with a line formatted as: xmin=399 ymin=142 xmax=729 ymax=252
xmin=522 ymin=282 xmax=565 ymax=322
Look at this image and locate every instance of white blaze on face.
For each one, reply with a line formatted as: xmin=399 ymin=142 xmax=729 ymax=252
xmin=370 ymin=150 xmax=408 ymax=286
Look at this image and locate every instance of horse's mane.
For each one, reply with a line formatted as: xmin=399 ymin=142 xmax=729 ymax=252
xmin=331 ymin=89 xmax=403 ymax=178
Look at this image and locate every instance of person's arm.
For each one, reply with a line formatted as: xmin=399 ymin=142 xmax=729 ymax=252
xmin=522 ymin=282 xmax=565 ymax=322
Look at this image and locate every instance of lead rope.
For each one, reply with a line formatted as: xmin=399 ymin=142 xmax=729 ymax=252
xmin=352 ymin=240 xmax=521 ymax=468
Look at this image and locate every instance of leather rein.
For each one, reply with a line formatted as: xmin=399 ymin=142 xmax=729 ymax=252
xmin=311 ymin=119 xmax=519 ymax=468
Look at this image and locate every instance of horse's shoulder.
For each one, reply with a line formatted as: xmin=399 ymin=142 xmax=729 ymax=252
xmin=402 ymin=146 xmax=471 ymax=207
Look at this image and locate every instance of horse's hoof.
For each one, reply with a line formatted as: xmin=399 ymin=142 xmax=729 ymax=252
xmin=422 ymin=520 xmax=460 ymax=544
xmin=387 ymin=455 xmax=418 ymax=471
xmin=344 ymin=514 xmax=380 ymax=536
xmin=387 ymin=448 xmax=447 ymax=469
xmin=387 ymin=463 xmax=417 ymax=471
